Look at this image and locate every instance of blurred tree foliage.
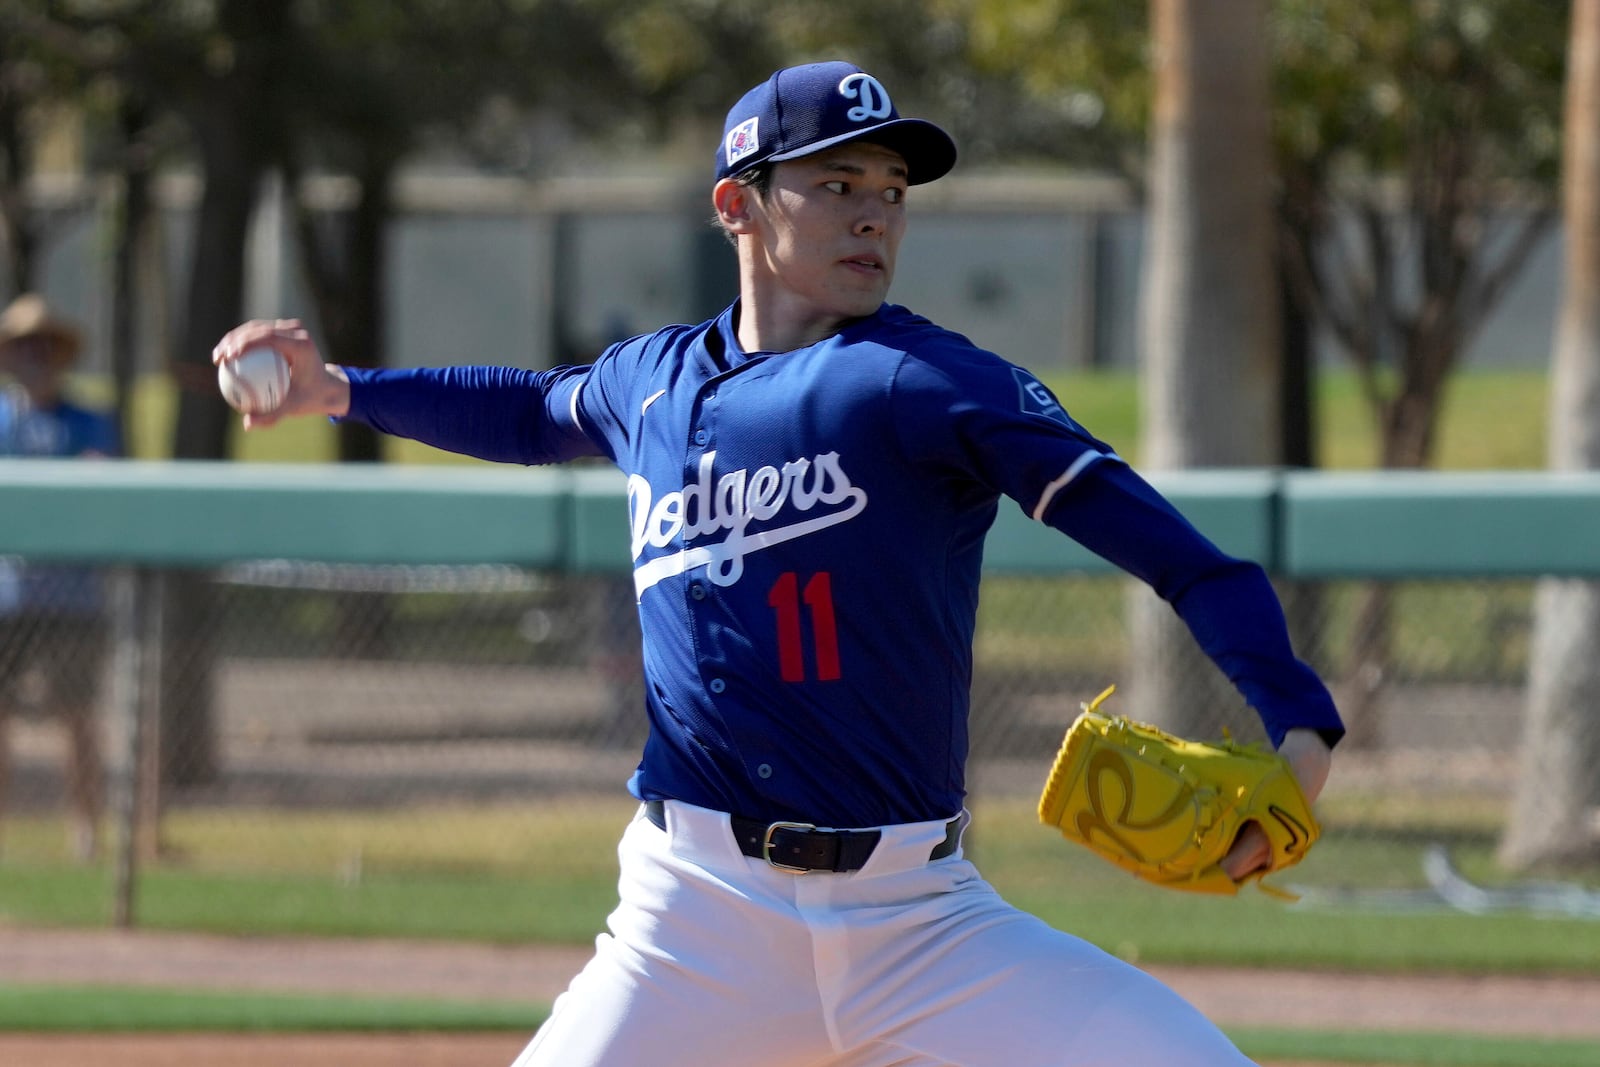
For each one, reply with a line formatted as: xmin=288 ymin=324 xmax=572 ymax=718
xmin=1271 ymin=0 xmax=1567 ymax=469
xmin=931 ymin=0 xmax=1569 ymax=469
xmin=1267 ymin=1 xmax=1568 ymax=745
xmin=0 ymin=0 xmax=1574 ymax=460
xmin=0 ymin=4 xmax=58 ymax=292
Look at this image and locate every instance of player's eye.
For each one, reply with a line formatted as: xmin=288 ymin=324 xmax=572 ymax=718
xmin=884 ymin=187 xmax=905 ymax=205
xmin=823 ymin=180 xmax=848 ymax=195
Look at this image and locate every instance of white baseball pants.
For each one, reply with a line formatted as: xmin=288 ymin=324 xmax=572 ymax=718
xmin=510 ymin=799 xmax=1254 ymax=1067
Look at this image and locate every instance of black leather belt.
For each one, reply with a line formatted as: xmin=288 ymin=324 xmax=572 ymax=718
xmin=644 ymin=800 xmax=962 ymax=873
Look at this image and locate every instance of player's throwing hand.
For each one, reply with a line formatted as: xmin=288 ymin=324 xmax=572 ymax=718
xmin=212 ymin=319 xmax=350 ymax=430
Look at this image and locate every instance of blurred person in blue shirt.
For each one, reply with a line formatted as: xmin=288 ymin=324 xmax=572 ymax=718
xmin=0 ymin=293 xmax=119 ymax=862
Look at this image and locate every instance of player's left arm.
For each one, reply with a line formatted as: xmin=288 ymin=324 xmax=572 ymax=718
xmin=891 ymin=343 xmax=1338 ymax=883
xmin=1043 ymin=464 xmax=1340 ymax=883
xmin=1042 ymin=462 xmax=1345 ymax=750
xmin=892 ymin=347 xmax=1341 ymax=743
xmin=885 ymin=342 xmax=1338 ymax=739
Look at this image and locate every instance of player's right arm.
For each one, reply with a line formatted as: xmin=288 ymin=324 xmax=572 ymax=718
xmin=213 ymin=319 xmax=603 ymax=465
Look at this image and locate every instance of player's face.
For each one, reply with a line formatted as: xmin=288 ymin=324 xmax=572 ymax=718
xmin=741 ymin=143 xmax=909 ymax=337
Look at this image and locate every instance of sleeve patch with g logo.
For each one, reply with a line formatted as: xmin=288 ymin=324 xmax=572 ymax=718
xmin=1014 ymin=367 xmax=1086 ymax=435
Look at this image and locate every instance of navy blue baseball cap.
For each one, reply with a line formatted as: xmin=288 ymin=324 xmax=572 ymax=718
xmin=717 ymin=62 xmax=957 ymax=185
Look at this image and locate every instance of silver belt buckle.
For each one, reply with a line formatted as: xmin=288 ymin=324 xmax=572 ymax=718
xmin=763 ymin=820 xmax=824 ymax=873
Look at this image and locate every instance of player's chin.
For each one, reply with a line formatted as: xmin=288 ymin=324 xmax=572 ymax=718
xmin=827 ymin=280 xmax=891 ymax=319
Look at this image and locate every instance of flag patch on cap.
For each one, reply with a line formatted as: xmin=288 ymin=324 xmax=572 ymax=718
xmin=725 ymin=117 xmax=760 ymax=168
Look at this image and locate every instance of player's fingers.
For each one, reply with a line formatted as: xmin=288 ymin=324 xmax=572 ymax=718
xmin=212 ymin=319 xmax=314 ymax=363
xmin=1219 ymin=822 xmax=1271 ymax=881
xmin=211 ymin=320 xmax=275 ymax=359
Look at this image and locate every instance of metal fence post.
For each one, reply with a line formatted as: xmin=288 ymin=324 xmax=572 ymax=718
xmin=108 ymin=565 xmax=160 ymax=928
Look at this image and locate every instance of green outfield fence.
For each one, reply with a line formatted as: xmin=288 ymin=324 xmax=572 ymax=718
xmin=1 ymin=459 xmax=1598 ymax=942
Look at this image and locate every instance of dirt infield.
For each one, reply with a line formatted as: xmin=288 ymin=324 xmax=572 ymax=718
xmin=3 ymin=926 xmax=1599 ymax=1065
xmin=0 ymin=1035 xmax=1403 ymax=1067
xmin=0 ymin=1037 xmax=1419 ymax=1067
xmin=0 ymin=1032 xmax=530 ymax=1066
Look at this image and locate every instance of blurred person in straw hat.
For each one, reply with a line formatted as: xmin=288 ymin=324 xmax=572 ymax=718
xmin=0 ymin=292 xmax=119 ymax=862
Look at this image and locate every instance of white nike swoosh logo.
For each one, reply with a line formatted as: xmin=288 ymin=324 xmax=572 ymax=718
xmin=641 ymin=389 xmax=667 ymax=415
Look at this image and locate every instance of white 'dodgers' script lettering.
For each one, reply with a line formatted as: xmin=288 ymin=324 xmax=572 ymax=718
xmin=629 ymin=450 xmax=867 ymax=597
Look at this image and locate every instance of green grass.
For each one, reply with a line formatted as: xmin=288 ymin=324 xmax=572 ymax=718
xmin=1230 ymin=1029 xmax=1600 ymax=1067
xmin=1051 ymin=367 xmax=1549 ymax=470
xmin=0 ymin=801 xmax=631 ymax=943
xmin=6 ymin=986 xmax=1599 ymax=1067
xmin=979 ymin=804 xmax=1600 ymax=975
xmin=81 ymin=367 xmax=1551 ymax=470
xmin=3 ymin=800 xmax=1597 ymax=974
xmin=0 ymin=984 xmax=541 ymax=1032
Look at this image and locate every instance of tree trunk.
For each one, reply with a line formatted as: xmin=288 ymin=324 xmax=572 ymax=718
xmin=1502 ymin=0 xmax=1600 ymax=868
xmin=292 ymin=147 xmax=396 ymax=465
xmin=110 ymin=99 xmax=153 ymax=457
xmin=171 ymin=114 xmax=265 ymax=459
xmin=162 ymin=0 xmax=288 ymax=787
xmin=1277 ymin=246 xmax=1330 ymax=676
xmin=1279 ymin=264 xmax=1317 ymax=471
xmin=1339 ymin=339 xmax=1454 ymax=749
xmin=0 ymin=78 xmax=38 ymax=292
xmin=288 ymin=145 xmax=397 ymax=656
xmin=163 ymin=100 xmax=266 ymax=784
xmin=1131 ymin=0 xmax=1281 ymax=735
xmin=1502 ymin=582 xmax=1600 ymax=868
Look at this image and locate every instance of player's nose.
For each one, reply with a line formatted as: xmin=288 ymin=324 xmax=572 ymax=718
xmin=853 ymin=204 xmax=886 ymax=236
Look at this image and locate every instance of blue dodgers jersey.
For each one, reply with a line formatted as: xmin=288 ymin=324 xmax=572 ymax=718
xmin=343 ymin=302 xmax=1344 ymax=827
xmin=569 ymin=304 xmax=1122 ymax=827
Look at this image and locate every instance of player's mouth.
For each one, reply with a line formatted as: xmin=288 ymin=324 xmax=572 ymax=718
xmin=841 ymin=253 xmax=885 ymax=274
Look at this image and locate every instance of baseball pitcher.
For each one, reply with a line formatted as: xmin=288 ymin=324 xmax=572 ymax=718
xmin=216 ymin=61 xmax=1342 ymax=1067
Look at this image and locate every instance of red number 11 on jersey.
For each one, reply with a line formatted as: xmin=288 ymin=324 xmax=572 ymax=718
xmin=768 ymin=571 xmax=841 ymax=683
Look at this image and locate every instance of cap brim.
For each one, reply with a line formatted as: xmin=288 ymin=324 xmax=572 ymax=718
xmin=769 ymin=117 xmax=957 ymax=185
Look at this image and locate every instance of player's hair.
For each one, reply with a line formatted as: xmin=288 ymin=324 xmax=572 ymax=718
xmin=734 ymin=163 xmax=773 ymax=197
xmin=713 ymin=163 xmax=774 ymax=246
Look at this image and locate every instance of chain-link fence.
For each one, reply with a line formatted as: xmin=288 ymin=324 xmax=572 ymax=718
xmin=2 ymin=558 xmax=1589 ymax=922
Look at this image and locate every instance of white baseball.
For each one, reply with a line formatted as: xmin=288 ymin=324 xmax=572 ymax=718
xmin=218 ymin=345 xmax=291 ymax=414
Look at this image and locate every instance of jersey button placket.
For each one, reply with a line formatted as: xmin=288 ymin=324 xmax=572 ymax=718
xmin=689 ymin=389 xmax=723 ymax=702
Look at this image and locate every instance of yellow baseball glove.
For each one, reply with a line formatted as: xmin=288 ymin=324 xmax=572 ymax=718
xmin=1037 ymin=686 xmax=1320 ymax=897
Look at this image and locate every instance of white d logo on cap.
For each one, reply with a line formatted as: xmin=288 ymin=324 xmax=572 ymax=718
xmin=839 ymin=73 xmax=892 ymax=123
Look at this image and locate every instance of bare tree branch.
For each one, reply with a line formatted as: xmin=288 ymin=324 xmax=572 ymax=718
xmin=1459 ymin=206 xmax=1558 ymax=339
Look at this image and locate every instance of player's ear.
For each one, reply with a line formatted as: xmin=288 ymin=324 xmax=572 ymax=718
xmin=713 ymin=178 xmax=759 ymax=235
